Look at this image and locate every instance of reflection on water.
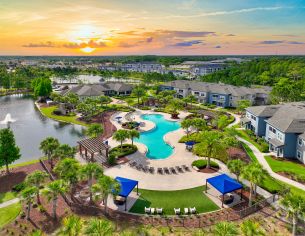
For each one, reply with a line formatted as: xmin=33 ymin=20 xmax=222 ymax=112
xmin=0 ymin=95 xmax=86 ymax=164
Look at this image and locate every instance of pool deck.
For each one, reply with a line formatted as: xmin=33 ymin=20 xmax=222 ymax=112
xmin=104 ymin=109 xmax=229 ymax=191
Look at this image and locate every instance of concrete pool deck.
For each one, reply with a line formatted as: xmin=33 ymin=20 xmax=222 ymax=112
xmin=104 ymin=109 xmax=229 ymax=191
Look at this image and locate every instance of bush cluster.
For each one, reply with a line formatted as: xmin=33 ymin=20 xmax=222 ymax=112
xmin=192 ymin=159 xmax=219 ymax=169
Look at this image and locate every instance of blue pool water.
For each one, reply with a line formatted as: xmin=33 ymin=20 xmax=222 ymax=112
xmin=134 ymin=114 xmax=180 ymax=159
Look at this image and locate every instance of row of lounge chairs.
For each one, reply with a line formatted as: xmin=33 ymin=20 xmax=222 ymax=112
xmin=174 ymin=207 xmax=197 ymax=215
xmin=128 ymin=161 xmax=191 ymax=174
xmin=145 ymin=207 xmax=163 ymax=215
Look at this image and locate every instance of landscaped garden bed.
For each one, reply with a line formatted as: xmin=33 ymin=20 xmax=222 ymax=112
xmin=236 ymin=129 xmax=269 ymax=153
xmin=109 ymin=144 xmax=138 ymax=160
xmin=191 ymin=160 xmax=219 ymax=173
xmin=122 ymin=121 xmax=140 ymax=130
xmin=129 ymin=186 xmax=219 ymax=215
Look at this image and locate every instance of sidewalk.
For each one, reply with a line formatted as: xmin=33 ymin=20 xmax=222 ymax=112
xmin=237 ymin=136 xmax=305 ymax=191
xmin=0 ymin=198 xmax=19 ymax=208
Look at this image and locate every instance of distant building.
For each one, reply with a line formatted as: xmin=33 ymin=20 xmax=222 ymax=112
xmin=159 ymin=80 xmax=270 ymax=108
xmin=191 ymin=63 xmax=226 ymax=76
xmin=61 ymin=82 xmax=133 ymax=99
xmin=243 ymin=102 xmax=305 ymax=163
xmin=121 ymin=62 xmax=164 ymax=73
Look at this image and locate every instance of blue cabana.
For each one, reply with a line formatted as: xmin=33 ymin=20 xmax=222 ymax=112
xmin=185 ymin=141 xmax=196 ymax=146
xmin=115 ymin=177 xmax=139 ymax=211
xmin=206 ymin=174 xmax=243 ymax=207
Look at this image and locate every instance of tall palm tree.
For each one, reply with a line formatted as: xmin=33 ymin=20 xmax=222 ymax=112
xmin=54 ymin=158 xmax=80 ymax=195
xmin=84 ymin=218 xmax=114 ymax=236
xmin=39 ymin=137 xmax=60 ymax=166
xmin=280 ymin=193 xmax=305 ymax=236
xmin=92 ymin=175 xmax=120 ymax=214
xmin=113 ymin=130 xmax=129 ymax=150
xmin=240 ymin=219 xmax=265 ymax=236
xmin=80 ymin=163 xmax=103 ymax=202
xmin=181 ymin=119 xmax=193 ymax=136
xmin=131 ymin=85 xmax=146 ymax=107
xmin=193 ymin=131 xmax=227 ymax=169
xmin=43 ymin=180 xmax=67 ymax=219
xmin=21 ymin=186 xmax=37 ymax=220
xmin=241 ymin=162 xmax=268 ymax=206
xmin=227 ymin=159 xmax=246 ymax=182
xmin=128 ymin=130 xmax=140 ymax=145
xmin=213 ymin=221 xmax=239 ymax=236
xmin=54 ymin=144 xmax=76 ymax=160
xmin=192 ymin=118 xmax=207 ymax=132
xmin=25 ymin=170 xmax=48 ymax=204
xmin=59 ymin=214 xmax=83 ymax=236
xmin=86 ymin=124 xmax=104 ymax=138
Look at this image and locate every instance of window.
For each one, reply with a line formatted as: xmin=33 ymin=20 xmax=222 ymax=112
xmin=179 ymin=89 xmax=183 ymax=93
xmin=277 ymin=132 xmax=283 ymax=141
xmin=212 ymin=94 xmax=218 ymax=98
xmin=298 ymin=138 xmax=303 ymax=146
xmin=200 ymin=93 xmax=205 ymax=97
xmin=269 ymin=126 xmax=276 ymax=134
xmin=297 ymin=150 xmax=302 ymax=159
xmin=251 ymin=115 xmax=256 ymax=121
xmin=194 ymin=92 xmax=199 ymax=95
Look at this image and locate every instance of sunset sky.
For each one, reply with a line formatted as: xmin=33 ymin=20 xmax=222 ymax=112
xmin=1 ymin=0 xmax=305 ymax=55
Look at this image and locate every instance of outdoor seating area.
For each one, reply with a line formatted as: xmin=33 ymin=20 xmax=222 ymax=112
xmin=128 ymin=161 xmax=191 ymax=175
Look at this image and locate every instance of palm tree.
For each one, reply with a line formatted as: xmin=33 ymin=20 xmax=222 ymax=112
xmin=86 ymin=123 xmax=104 ymax=138
xmin=54 ymin=158 xmax=80 ymax=195
xmin=128 ymin=130 xmax=140 ymax=145
xmin=92 ymin=175 xmax=120 ymax=214
xmin=193 ymin=131 xmax=227 ymax=169
xmin=214 ymin=115 xmax=230 ymax=130
xmin=59 ymin=214 xmax=83 ymax=236
xmin=84 ymin=218 xmax=114 ymax=236
xmin=80 ymin=163 xmax=104 ymax=202
xmin=182 ymin=94 xmax=196 ymax=108
xmin=213 ymin=221 xmax=239 ymax=236
xmin=21 ymin=186 xmax=37 ymax=220
xmin=25 ymin=170 xmax=48 ymax=204
xmin=43 ymin=180 xmax=67 ymax=219
xmin=227 ymin=159 xmax=246 ymax=182
xmin=240 ymin=219 xmax=265 ymax=236
xmin=241 ymin=162 xmax=268 ymax=206
xmin=54 ymin=144 xmax=76 ymax=160
xmin=39 ymin=137 xmax=59 ymax=166
xmin=192 ymin=118 xmax=207 ymax=132
xmin=113 ymin=129 xmax=129 ymax=150
xmin=132 ymin=85 xmax=146 ymax=107
xmin=280 ymin=193 xmax=305 ymax=236
xmin=166 ymin=98 xmax=183 ymax=119
xmin=181 ymin=119 xmax=193 ymax=136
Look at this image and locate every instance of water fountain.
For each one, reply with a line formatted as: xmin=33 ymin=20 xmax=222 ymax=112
xmin=0 ymin=113 xmax=17 ymax=128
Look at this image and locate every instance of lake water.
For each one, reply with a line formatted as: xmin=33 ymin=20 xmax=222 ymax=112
xmin=0 ymin=95 xmax=86 ymax=164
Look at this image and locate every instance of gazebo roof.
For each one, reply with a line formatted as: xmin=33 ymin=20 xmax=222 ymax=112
xmin=115 ymin=177 xmax=138 ymax=198
xmin=78 ymin=136 xmax=109 ymax=154
xmin=207 ymin=174 xmax=242 ymax=195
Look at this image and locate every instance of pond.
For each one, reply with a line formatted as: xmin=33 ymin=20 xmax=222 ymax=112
xmin=0 ymin=95 xmax=86 ymax=164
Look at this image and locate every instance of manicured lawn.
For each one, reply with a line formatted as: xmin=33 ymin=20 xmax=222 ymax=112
xmin=40 ymin=106 xmax=88 ymax=126
xmin=0 ymin=192 xmax=16 ymax=204
xmin=129 ymin=186 xmax=219 ymax=215
xmin=236 ymin=130 xmax=268 ymax=153
xmin=241 ymin=143 xmax=257 ymax=162
xmin=0 ymin=203 xmax=21 ymax=228
xmin=265 ymin=155 xmax=305 ymax=176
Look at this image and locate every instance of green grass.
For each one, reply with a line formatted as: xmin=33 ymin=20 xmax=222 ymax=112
xmin=0 ymin=157 xmax=47 ymax=170
xmin=129 ymin=186 xmax=219 ymax=215
xmin=0 ymin=203 xmax=21 ymax=228
xmin=236 ymin=130 xmax=268 ymax=153
xmin=40 ymin=106 xmax=88 ymax=126
xmin=265 ymin=155 xmax=305 ymax=176
xmin=241 ymin=143 xmax=257 ymax=162
xmin=0 ymin=192 xmax=16 ymax=204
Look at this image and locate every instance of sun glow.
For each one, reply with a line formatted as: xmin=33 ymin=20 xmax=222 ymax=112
xmin=80 ymin=46 xmax=96 ymax=53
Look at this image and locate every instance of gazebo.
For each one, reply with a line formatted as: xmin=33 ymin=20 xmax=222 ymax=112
xmin=185 ymin=141 xmax=196 ymax=151
xmin=115 ymin=177 xmax=139 ymax=211
xmin=78 ymin=137 xmax=110 ymax=163
xmin=206 ymin=174 xmax=243 ymax=207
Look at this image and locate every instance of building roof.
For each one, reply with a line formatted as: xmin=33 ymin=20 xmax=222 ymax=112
xmin=162 ymin=80 xmax=270 ymax=97
xmin=115 ymin=177 xmax=138 ymax=198
xmin=269 ymin=138 xmax=284 ymax=147
xmin=246 ymin=105 xmax=281 ymax=117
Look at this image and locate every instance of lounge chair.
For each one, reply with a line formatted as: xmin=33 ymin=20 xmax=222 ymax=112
xmin=129 ymin=161 xmax=136 ymax=167
xmin=190 ymin=207 xmax=196 ymax=214
xmin=142 ymin=166 xmax=149 ymax=172
xmin=175 ymin=166 xmax=183 ymax=173
xmin=156 ymin=208 xmax=163 ymax=214
xmin=184 ymin=208 xmax=189 ymax=215
xmin=149 ymin=167 xmax=155 ymax=174
xmin=164 ymin=167 xmax=170 ymax=174
xmin=157 ymin=168 xmax=163 ymax=174
xmin=145 ymin=207 xmax=151 ymax=214
xmin=174 ymin=208 xmax=181 ymax=215
xmin=182 ymin=165 xmax=191 ymax=172
xmin=150 ymin=208 xmax=155 ymax=214
xmin=170 ymin=167 xmax=177 ymax=174
xmin=136 ymin=164 xmax=143 ymax=171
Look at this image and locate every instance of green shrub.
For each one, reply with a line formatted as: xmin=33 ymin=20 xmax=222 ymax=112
xmin=192 ymin=160 xmax=219 ymax=169
xmin=107 ymin=155 xmax=116 ymax=165
xmin=12 ymin=182 xmax=26 ymax=193
xmin=179 ymin=133 xmax=201 ymax=143
xmin=109 ymin=144 xmax=138 ymax=159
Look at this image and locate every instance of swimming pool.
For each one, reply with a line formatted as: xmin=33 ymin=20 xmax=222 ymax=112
xmin=134 ymin=114 xmax=180 ymax=159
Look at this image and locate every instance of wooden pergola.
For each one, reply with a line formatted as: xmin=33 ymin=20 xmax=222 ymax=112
xmin=78 ymin=137 xmax=110 ymax=162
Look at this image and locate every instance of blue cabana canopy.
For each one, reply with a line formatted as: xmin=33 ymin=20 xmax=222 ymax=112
xmin=206 ymin=174 xmax=242 ymax=195
xmin=115 ymin=116 xmax=122 ymax=120
xmin=185 ymin=141 xmax=196 ymax=146
xmin=115 ymin=176 xmax=138 ymax=198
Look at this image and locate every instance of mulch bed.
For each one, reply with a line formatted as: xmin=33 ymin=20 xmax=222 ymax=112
xmin=0 ymin=162 xmax=44 ymax=193
xmin=199 ymin=167 xmax=219 ymax=173
xmin=278 ymin=171 xmax=305 ymax=184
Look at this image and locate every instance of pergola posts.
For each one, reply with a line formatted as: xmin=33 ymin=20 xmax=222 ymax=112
xmin=205 ymin=180 xmax=207 ymax=193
